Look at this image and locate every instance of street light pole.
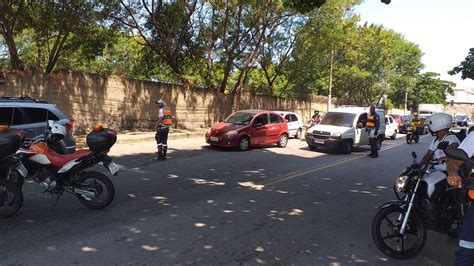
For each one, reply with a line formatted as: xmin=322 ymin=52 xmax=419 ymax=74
xmin=328 ymin=48 xmax=334 ymax=112
xmin=404 ymin=88 xmax=408 ymax=115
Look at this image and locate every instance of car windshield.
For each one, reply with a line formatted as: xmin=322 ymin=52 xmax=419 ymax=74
xmin=319 ymin=112 xmax=356 ymax=127
xmin=224 ymin=111 xmax=255 ymax=125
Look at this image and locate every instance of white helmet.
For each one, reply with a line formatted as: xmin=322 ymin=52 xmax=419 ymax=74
xmin=48 ymin=120 xmax=66 ymax=140
xmin=426 ymin=112 xmax=452 ymax=133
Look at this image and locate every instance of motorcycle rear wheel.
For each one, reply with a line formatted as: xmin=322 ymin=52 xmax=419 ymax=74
xmin=76 ymin=171 xmax=115 ymax=209
xmin=371 ymin=205 xmax=426 ymax=259
xmin=0 ymin=179 xmax=23 ymax=218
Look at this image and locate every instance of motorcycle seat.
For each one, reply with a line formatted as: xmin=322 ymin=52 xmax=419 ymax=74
xmin=46 ymin=149 xmax=92 ymax=167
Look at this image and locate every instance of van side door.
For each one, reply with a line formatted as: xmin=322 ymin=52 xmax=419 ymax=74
xmin=355 ymin=113 xmax=369 ymax=145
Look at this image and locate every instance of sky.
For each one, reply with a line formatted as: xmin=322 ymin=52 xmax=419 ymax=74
xmin=354 ymin=0 xmax=474 ymax=90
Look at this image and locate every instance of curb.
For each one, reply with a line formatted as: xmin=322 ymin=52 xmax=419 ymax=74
xmin=75 ymin=130 xmax=206 ymax=149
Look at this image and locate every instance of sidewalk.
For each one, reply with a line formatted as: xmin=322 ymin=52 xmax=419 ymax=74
xmin=76 ymin=128 xmax=207 ymax=148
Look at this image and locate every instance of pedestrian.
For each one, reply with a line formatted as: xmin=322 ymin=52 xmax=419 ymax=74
xmin=366 ymin=106 xmax=380 ymax=158
xmin=309 ymin=110 xmax=321 ymax=128
xmin=154 ymin=99 xmax=173 ymax=160
xmin=447 ymin=130 xmax=474 ymax=265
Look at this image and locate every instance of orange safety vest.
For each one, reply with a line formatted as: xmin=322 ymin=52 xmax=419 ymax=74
xmin=366 ymin=115 xmax=376 ymax=128
xmin=162 ymin=107 xmax=173 ymax=127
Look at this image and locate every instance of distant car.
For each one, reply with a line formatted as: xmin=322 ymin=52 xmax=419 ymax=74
xmin=417 ymin=114 xmax=431 ymax=134
xmin=205 ymin=109 xmax=289 ymax=151
xmin=278 ymin=111 xmax=303 ymax=139
xmin=385 ymin=115 xmax=398 ymax=140
xmin=455 ymin=114 xmax=469 ymax=127
xmin=0 ymin=96 xmax=76 ymax=154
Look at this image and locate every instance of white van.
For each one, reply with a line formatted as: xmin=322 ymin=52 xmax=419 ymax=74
xmin=305 ymin=106 xmax=386 ymax=154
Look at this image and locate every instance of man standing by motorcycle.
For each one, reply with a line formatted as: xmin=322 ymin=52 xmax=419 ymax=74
xmin=366 ymin=106 xmax=380 ymax=158
xmin=154 ymin=99 xmax=173 ymax=160
xmin=419 ymin=113 xmax=459 ymax=170
xmin=447 ymin=131 xmax=474 ymax=265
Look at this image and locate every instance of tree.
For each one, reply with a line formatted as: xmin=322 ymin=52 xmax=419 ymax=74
xmin=0 ymin=0 xmax=28 ymax=70
xmin=410 ymin=72 xmax=455 ymax=107
xmin=449 ymin=48 xmax=474 ymax=80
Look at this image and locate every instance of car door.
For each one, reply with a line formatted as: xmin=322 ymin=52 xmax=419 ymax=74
xmin=385 ymin=117 xmax=393 ymax=136
xmin=251 ymin=114 xmax=269 ymax=145
xmin=355 ymin=113 xmax=369 ymax=145
xmin=268 ymin=113 xmax=284 ymax=143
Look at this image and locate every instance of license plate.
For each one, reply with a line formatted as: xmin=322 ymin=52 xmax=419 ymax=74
xmin=107 ymin=161 xmax=120 ymax=175
xmin=314 ymin=139 xmax=325 ymax=144
xmin=16 ymin=162 xmax=28 ymax=178
xmin=210 ymin=136 xmax=219 ymax=142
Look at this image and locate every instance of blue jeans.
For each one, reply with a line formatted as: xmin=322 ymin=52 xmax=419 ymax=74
xmin=455 ymin=204 xmax=474 ymax=265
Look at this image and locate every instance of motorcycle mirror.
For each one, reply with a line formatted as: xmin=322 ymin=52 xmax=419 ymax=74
xmin=445 ymin=148 xmax=470 ymax=162
xmin=437 ymin=141 xmax=449 ymax=150
xmin=411 ymin=152 xmax=417 ymax=159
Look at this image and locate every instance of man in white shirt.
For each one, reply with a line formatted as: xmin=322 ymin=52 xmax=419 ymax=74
xmin=419 ymin=113 xmax=460 ymax=171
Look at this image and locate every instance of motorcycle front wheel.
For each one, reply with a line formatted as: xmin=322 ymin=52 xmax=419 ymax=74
xmin=371 ymin=205 xmax=426 ymax=259
xmin=76 ymin=171 xmax=115 ymax=209
xmin=0 ymin=179 xmax=23 ymax=218
xmin=406 ymin=134 xmax=412 ymax=144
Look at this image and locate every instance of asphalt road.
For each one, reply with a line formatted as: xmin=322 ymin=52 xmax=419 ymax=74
xmin=0 ymin=134 xmax=458 ymax=265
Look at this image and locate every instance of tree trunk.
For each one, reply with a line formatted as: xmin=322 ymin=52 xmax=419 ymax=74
xmin=1 ymin=27 xmax=22 ymax=70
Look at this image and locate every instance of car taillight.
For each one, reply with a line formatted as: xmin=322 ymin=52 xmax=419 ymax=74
xmin=66 ymin=120 xmax=74 ymax=130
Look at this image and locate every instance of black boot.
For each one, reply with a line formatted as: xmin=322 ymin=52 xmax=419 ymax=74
xmin=162 ymin=145 xmax=167 ymax=160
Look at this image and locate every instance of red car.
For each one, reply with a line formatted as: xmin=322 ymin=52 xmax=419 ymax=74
xmin=205 ymin=109 xmax=289 ymax=151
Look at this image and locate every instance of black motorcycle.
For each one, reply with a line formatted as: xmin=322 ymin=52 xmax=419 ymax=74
xmin=372 ymin=148 xmax=465 ymax=259
xmin=0 ymin=127 xmax=27 ymax=218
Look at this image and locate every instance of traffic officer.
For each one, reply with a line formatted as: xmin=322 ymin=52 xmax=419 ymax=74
xmin=366 ymin=106 xmax=380 ymax=158
xmin=447 ymin=130 xmax=474 ymax=265
xmin=154 ymin=99 xmax=173 ymax=160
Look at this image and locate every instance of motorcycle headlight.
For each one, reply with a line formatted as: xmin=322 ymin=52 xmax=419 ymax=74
xmin=407 ymin=125 xmax=413 ymax=130
xmin=395 ymin=175 xmax=409 ymax=192
xmin=224 ymin=131 xmax=239 ymax=137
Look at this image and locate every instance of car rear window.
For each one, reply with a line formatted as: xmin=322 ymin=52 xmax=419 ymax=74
xmin=22 ymin=107 xmax=60 ymax=123
xmin=270 ymin=114 xmax=283 ymax=124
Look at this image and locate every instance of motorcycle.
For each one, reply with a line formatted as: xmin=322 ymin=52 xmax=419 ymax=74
xmin=371 ymin=146 xmax=465 ymax=259
xmin=405 ymin=124 xmax=420 ymax=144
xmin=13 ymin=121 xmax=119 ymax=213
xmin=0 ymin=126 xmax=27 ymax=218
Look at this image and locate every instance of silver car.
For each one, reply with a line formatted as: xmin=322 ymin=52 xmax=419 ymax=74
xmin=0 ymin=96 xmax=76 ymax=154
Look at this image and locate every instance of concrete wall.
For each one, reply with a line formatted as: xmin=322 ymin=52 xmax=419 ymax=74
xmin=445 ymin=104 xmax=474 ymax=119
xmin=0 ymin=70 xmax=332 ymax=134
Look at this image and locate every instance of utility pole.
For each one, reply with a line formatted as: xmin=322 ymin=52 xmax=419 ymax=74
xmin=328 ymin=48 xmax=334 ymax=112
xmin=404 ymin=88 xmax=408 ymax=115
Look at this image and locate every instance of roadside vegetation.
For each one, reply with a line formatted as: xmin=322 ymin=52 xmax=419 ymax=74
xmin=0 ymin=0 xmax=459 ymax=108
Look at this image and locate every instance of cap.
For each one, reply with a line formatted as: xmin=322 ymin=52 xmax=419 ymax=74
xmin=155 ymin=99 xmax=165 ymax=104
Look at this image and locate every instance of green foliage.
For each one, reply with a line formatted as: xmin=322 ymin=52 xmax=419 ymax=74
xmin=410 ymin=72 xmax=455 ymax=105
xmin=449 ymin=48 xmax=474 ymax=80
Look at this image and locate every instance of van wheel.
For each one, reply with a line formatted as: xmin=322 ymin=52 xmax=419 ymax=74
xmin=277 ymin=134 xmax=288 ymax=148
xmin=341 ymin=140 xmax=353 ymax=154
xmin=238 ymin=137 xmax=250 ymax=151
xmin=294 ymin=128 xmax=302 ymax=139
xmin=390 ymin=130 xmax=397 ymax=140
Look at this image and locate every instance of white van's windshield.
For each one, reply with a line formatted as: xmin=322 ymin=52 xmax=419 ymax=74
xmin=320 ymin=112 xmax=357 ymax=127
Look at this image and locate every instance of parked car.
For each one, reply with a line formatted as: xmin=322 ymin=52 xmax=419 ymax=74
xmin=385 ymin=115 xmax=398 ymax=140
xmin=205 ymin=109 xmax=289 ymax=151
xmin=278 ymin=111 xmax=303 ymax=139
xmin=305 ymin=106 xmax=386 ymax=154
xmin=388 ymin=114 xmax=402 ymax=126
xmin=0 ymin=96 xmax=76 ymax=154
xmin=454 ymin=113 xmax=469 ymax=127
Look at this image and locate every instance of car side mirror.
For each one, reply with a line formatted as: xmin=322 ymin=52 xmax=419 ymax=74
xmin=437 ymin=141 xmax=449 ymax=150
xmin=285 ymin=119 xmax=289 ymax=123
xmin=356 ymin=123 xmax=364 ymax=129
xmin=411 ymin=152 xmax=417 ymax=159
xmin=445 ymin=148 xmax=471 ymax=162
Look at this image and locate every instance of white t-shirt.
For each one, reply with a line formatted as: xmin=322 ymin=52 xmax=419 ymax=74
xmin=459 ymin=132 xmax=474 ymax=158
xmin=428 ymin=134 xmax=460 ymax=171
